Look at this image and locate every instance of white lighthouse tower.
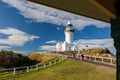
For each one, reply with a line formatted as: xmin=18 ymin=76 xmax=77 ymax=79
xmin=56 ymin=21 xmax=77 ymax=52
xmin=65 ymin=21 xmax=74 ymax=44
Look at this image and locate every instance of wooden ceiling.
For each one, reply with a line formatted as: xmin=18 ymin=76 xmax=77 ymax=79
xmin=28 ymin=0 xmax=117 ymax=22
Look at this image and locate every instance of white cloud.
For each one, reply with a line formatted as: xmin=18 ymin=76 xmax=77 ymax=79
xmin=38 ymin=45 xmax=56 ymax=51
xmin=38 ymin=39 xmax=116 ymax=54
xmin=0 ymin=46 xmax=11 ymax=50
xmin=46 ymin=40 xmax=57 ymax=44
xmin=0 ymin=27 xmax=39 ymax=46
xmin=1 ymin=0 xmax=110 ymax=30
xmin=73 ymin=39 xmax=116 ymax=54
xmin=13 ymin=50 xmax=33 ymax=54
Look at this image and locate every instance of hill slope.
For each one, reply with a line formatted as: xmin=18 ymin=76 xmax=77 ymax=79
xmin=0 ymin=59 xmax=115 ymax=80
xmin=80 ymin=48 xmax=115 ymax=58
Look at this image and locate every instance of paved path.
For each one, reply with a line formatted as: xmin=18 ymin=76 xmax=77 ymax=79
xmin=68 ymin=57 xmax=116 ymax=69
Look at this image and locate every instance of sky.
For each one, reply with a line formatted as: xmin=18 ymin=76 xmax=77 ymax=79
xmin=0 ymin=0 xmax=116 ymax=55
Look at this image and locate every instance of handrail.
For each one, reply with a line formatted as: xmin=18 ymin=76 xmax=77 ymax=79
xmin=77 ymin=54 xmax=116 ymax=65
xmin=84 ymin=55 xmax=116 ymax=60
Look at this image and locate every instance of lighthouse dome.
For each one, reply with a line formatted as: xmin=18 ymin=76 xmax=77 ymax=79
xmin=66 ymin=21 xmax=72 ymax=26
xmin=65 ymin=21 xmax=74 ymax=32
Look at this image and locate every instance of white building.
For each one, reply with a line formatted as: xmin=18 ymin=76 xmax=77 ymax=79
xmin=56 ymin=21 xmax=78 ymax=52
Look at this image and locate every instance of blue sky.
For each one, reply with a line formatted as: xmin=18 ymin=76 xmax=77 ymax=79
xmin=0 ymin=0 xmax=116 ymax=55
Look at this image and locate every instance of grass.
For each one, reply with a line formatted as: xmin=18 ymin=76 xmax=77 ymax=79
xmin=0 ymin=59 xmax=116 ymax=80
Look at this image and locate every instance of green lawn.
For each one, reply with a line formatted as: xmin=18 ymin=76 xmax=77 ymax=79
xmin=0 ymin=59 xmax=116 ymax=80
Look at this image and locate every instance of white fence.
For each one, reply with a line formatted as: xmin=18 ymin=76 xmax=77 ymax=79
xmin=0 ymin=52 xmax=116 ymax=76
xmin=0 ymin=54 xmax=67 ymax=75
xmin=77 ymin=54 xmax=116 ymax=65
xmin=48 ymin=53 xmax=116 ymax=65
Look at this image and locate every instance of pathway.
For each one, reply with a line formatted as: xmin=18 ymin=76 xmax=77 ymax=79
xmin=69 ymin=57 xmax=116 ymax=69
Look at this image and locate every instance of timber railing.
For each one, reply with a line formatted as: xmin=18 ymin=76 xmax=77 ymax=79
xmin=76 ymin=54 xmax=116 ymax=65
xmin=0 ymin=54 xmax=67 ymax=75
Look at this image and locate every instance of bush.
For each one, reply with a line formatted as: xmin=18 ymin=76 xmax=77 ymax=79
xmin=0 ymin=50 xmax=38 ymax=68
xmin=28 ymin=53 xmax=60 ymax=63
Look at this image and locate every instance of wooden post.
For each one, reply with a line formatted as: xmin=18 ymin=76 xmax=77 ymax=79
xmin=13 ymin=68 xmax=16 ymax=75
xmin=50 ymin=62 xmax=52 ymax=66
xmin=27 ymin=67 xmax=29 ymax=72
xmin=36 ymin=65 xmax=38 ymax=70
xmin=111 ymin=58 xmax=113 ymax=64
xmin=59 ymin=59 xmax=61 ymax=62
xmin=102 ymin=58 xmax=104 ymax=63
xmin=89 ymin=56 xmax=91 ymax=61
xmin=94 ymin=57 xmax=96 ymax=61
xmin=54 ymin=60 xmax=56 ymax=64
xmin=111 ymin=16 xmax=120 ymax=80
xmin=44 ymin=64 xmax=46 ymax=68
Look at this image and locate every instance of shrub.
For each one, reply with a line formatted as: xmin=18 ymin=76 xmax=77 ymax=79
xmin=28 ymin=53 xmax=60 ymax=63
xmin=0 ymin=50 xmax=38 ymax=68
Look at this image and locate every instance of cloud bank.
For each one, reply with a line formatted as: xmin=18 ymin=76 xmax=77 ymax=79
xmin=38 ymin=45 xmax=56 ymax=51
xmin=74 ymin=39 xmax=113 ymax=49
xmin=39 ymin=39 xmax=116 ymax=54
xmin=1 ymin=0 xmax=110 ymax=30
xmin=0 ymin=46 xmax=11 ymax=50
xmin=46 ymin=40 xmax=57 ymax=44
xmin=73 ymin=39 xmax=116 ymax=54
xmin=0 ymin=27 xmax=39 ymax=46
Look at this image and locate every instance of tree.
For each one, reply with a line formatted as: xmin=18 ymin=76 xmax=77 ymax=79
xmin=0 ymin=50 xmax=38 ymax=68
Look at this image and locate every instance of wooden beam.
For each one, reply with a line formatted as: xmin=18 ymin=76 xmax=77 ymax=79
xmin=89 ymin=0 xmax=117 ymax=19
xmin=28 ymin=0 xmax=117 ymax=22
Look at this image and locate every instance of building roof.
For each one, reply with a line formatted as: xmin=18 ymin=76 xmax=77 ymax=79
xmin=28 ymin=0 xmax=117 ymax=23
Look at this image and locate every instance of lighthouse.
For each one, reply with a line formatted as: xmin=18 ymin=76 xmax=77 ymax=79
xmin=56 ymin=21 xmax=77 ymax=52
xmin=65 ymin=21 xmax=74 ymax=44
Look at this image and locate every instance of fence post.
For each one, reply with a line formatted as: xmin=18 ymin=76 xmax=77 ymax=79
xmin=89 ymin=56 xmax=91 ymax=61
xmin=44 ymin=64 xmax=46 ymax=68
xmin=27 ymin=67 xmax=29 ymax=72
xmin=59 ymin=59 xmax=61 ymax=63
xmin=94 ymin=57 xmax=96 ymax=61
xmin=50 ymin=62 xmax=52 ymax=66
xmin=13 ymin=68 xmax=16 ymax=75
xmin=102 ymin=58 xmax=104 ymax=63
xmin=54 ymin=60 xmax=56 ymax=64
xmin=36 ymin=65 xmax=38 ymax=70
xmin=111 ymin=58 xmax=113 ymax=64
